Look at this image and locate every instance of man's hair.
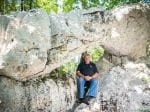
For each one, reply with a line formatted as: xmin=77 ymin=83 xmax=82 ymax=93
xmin=83 ymin=53 xmax=90 ymax=58
xmin=80 ymin=52 xmax=90 ymax=63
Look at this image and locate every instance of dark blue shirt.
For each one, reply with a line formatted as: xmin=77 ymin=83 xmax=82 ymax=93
xmin=76 ymin=62 xmax=98 ymax=76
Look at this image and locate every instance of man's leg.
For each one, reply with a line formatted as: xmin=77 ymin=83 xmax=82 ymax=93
xmin=77 ymin=77 xmax=86 ymax=99
xmin=88 ymin=79 xmax=98 ymax=97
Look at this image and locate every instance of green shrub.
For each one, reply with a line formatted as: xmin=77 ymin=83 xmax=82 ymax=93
xmin=57 ymin=60 xmax=78 ymax=78
xmin=87 ymin=47 xmax=104 ymax=62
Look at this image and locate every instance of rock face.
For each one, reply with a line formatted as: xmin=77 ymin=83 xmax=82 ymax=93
xmin=75 ymin=62 xmax=150 ymax=112
xmin=0 ymin=4 xmax=150 ymax=81
xmin=0 ymin=10 xmax=51 ymax=81
xmin=102 ymin=5 xmax=150 ymax=58
xmin=0 ymin=75 xmax=76 ymax=112
xmin=0 ymin=4 xmax=150 ymax=112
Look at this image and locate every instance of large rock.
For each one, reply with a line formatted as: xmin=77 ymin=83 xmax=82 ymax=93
xmin=102 ymin=5 xmax=150 ymax=58
xmin=0 ymin=75 xmax=76 ymax=112
xmin=0 ymin=4 xmax=149 ymax=81
xmin=0 ymin=10 xmax=51 ymax=81
xmin=98 ymin=62 xmax=150 ymax=112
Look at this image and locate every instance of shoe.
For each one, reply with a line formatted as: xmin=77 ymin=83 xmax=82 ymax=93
xmin=79 ymin=98 xmax=89 ymax=105
xmin=86 ymin=96 xmax=95 ymax=102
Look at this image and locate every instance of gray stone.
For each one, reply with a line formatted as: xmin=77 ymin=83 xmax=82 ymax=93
xmin=0 ymin=4 xmax=150 ymax=81
xmin=0 ymin=4 xmax=150 ymax=112
xmin=0 ymin=76 xmax=76 ymax=112
xmin=0 ymin=9 xmax=50 ymax=81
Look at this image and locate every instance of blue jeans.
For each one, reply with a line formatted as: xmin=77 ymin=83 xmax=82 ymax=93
xmin=77 ymin=77 xmax=98 ymax=98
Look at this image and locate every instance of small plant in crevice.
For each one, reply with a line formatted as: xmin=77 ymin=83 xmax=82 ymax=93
xmin=87 ymin=46 xmax=104 ymax=62
xmin=57 ymin=60 xmax=78 ymax=80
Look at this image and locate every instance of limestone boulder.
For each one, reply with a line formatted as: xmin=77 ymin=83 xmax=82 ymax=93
xmin=102 ymin=5 xmax=150 ymax=58
xmin=0 ymin=10 xmax=51 ymax=81
xmin=0 ymin=76 xmax=76 ymax=112
xmin=0 ymin=4 xmax=150 ymax=81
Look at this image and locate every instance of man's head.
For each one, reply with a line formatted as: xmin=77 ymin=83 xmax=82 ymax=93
xmin=84 ymin=53 xmax=91 ymax=64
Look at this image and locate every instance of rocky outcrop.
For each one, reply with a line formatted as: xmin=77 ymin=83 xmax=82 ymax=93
xmin=0 ymin=4 xmax=150 ymax=112
xmin=0 ymin=10 xmax=51 ymax=81
xmin=0 ymin=4 xmax=150 ymax=81
xmin=0 ymin=75 xmax=76 ymax=112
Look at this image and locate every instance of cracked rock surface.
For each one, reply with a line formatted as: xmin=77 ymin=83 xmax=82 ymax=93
xmin=0 ymin=4 xmax=150 ymax=112
xmin=0 ymin=4 xmax=150 ymax=81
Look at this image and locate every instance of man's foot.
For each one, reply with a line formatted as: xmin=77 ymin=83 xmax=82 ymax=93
xmin=86 ymin=96 xmax=96 ymax=102
xmin=79 ymin=98 xmax=89 ymax=105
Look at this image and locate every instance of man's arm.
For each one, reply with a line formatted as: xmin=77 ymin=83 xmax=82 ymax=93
xmin=91 ymin=64 xmax=99 ymax=79
xmin=91 ymin=72 xmax=99 ymax=79
xmin=76 ymin=71 xmax=92 ymax=81
xmin=76 ymin=71 xmax=85 ymax=79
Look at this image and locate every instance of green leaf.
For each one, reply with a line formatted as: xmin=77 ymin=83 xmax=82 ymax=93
xmin=63 ymin=0 xmax=75 ymax=13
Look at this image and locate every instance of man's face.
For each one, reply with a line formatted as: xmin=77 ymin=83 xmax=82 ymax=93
xmin=84 ymin=55 xmax=91 ymax=64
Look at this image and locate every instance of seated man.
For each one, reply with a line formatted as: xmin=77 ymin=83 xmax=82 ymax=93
xmin=76 ymin=53 xmax=99 ymax=105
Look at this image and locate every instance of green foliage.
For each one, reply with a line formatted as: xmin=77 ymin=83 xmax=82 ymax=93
xmin=0 ymin=0 xmax=16 ymax=14
xmin=0 ymin=0 xmax=142 ymax=14
xmin=36 ymin=0 xmax=58 ymax=13
xmin=80 ymin=0 xmax=100 ymax=9
xmin=101 ymin=0 xmax=141 ymax=10
xmin=80 ymin=0 xmax=88 ymax=9
xmin=57 ymin=60 xmax=78 ymax=78
xmin=87 ymin=47 xmax=104 ymax=62
xmin=63 ymin=0 xmax=75 ymax=13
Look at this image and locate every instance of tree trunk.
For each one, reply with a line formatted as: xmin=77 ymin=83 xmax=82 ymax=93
xmin=0 ymin=0 xmax=4 ymax=14
xmin=30 ymin=0 xmax=33 ymax=9
xmin=21 ymin=0 xmax=24 ymax=11
xmin=12 ymin=0 xmax=16 ymax=11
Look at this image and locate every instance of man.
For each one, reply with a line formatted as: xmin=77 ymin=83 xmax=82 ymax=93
xmin=76 ymin=53 xmax=99 ymax=105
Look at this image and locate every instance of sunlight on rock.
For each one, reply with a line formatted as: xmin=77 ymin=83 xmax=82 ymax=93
xmin=0 ymin=57 xmax=5 ymax=68
xmin=30 ymin=55 xmax=38 ymax=65
xmin=90 ymin=102 xmax=100 ymax=111
xmin=124 ymin=62 xmax=147 ymax=71
xmin=24 ymin=24 xmax=36 ymax=34
xmin=134 ymin=86 xmax=143 ymax=94
xmin=0 ymin=37 xmax=17 ymax=68
xmin=113 ymin=6 xmax=130 ymax=21
xmin=111 ymin=28 xmax=120 ymax=38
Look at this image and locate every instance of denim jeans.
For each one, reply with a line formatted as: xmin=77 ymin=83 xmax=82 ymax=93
xmin=77 ymin=77 xmax=98 ymax=98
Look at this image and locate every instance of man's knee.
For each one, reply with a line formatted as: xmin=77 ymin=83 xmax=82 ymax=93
xmin=78 ymin=77 xmax=85 ymax=82
xmin=90 ymin=79 xmax=98 ymax=85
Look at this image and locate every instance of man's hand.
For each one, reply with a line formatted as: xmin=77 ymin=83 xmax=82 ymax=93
xmin=84 ymin=76 xmax=92 ymax=81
